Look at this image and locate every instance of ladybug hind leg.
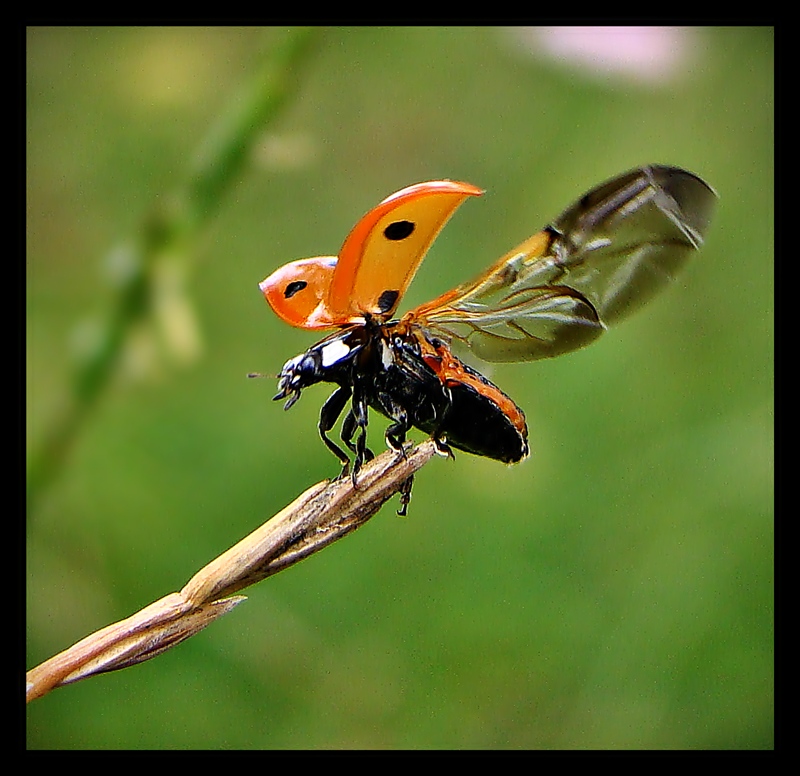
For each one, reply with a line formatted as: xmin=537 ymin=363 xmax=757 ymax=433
xmin=432 ymin=436 xmax=456 ymax=460
xmin=375 ymin=392 xmax=417 ymax=517
xmin=397 ymin=474 xmax=414 ymax=517
xmin=427 ymin=381 xmax=456 ymax=460
xmin=376 ymin=391 xmax=411 ymax=459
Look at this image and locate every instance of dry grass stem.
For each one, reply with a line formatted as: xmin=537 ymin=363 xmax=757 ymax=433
xmin=26 ymin=440 xmax=438 ymax=703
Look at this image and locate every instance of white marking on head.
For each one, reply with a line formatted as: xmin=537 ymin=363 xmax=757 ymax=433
xmin=320 ymin=339 xmax=352 ymax=367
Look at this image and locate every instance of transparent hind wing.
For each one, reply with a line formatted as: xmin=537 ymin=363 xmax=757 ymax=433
xmin=412 ymin=166 xmax=717 ymax=363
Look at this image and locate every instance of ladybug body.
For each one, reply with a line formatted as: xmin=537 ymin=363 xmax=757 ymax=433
xmin=259 ymin=167 xmax=716 ymax=507
xmin=274 ymin=318 xmax=528 ymax=473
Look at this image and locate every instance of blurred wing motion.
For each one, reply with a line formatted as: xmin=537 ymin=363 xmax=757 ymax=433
xmin=410 ymin=165 xmax=717 ymax=362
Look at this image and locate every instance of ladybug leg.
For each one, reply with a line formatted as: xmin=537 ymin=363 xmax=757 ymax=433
xmin=397 ymin=474 xmax=414 ymax=517
xmin=319 ymin=386 xmax=352 ymax=479
xmin=430 ymin=383 xmax=456 ymax=459
xmin=350 ymin=380 xmax=372 ymax=484
xmin=375 ymin=391 xmax=415 ymax=515
xmin=433 ymin=436 xmax=456 ymax=460
xmin=376 ymin=391 xmax=410 ymax=459
xmin=341 ymin=409 xmax=357 ymax=454
xmin=342 ymin=409 xmax=374 ymax=463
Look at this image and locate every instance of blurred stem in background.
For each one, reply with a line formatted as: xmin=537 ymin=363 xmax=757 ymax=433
xmin=26 ymin=27 xmax=319 ymax=517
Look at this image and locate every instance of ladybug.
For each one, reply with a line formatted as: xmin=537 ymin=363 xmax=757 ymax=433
xmin=259 ymin=167 xmax=716 ymax=510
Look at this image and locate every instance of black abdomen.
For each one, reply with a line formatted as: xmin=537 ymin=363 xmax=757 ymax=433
xmin=370 ymin=337 xmax=529 ymax=464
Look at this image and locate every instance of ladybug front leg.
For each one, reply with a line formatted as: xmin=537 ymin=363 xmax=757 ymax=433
xmin=319 ymin=385 xmax=353 ymax=479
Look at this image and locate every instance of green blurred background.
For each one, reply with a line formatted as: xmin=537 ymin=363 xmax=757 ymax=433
xmin=27 ymin=27 xmax=773 ymax=749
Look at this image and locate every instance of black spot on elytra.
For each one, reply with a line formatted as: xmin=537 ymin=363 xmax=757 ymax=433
xmin=384 ymin=220 xmax=415 ymax=241
xmin=284 ymin=280 xmax=308 ymax=299
xmin=377 ymin=289 xmax=400 ymax=313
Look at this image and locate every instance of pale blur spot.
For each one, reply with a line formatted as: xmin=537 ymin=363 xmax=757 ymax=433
xmin=70 ymin=316 xmax=105 ymax=364
xmin=152 ymin=257 xmax=203 ymax=366
xmin=121 ymin=32 xmax=218 ymax=107
xmin=253 ymin=131 xmax=319 ymax=171
xmin=507 ymin=26 xmax=696 ymax=85
xmin=104 ymin=243 xmax=140 ymax=287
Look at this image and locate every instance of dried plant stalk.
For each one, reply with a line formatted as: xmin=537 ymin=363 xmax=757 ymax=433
xmin=26 ymin=440 xmax=438 ymax=703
